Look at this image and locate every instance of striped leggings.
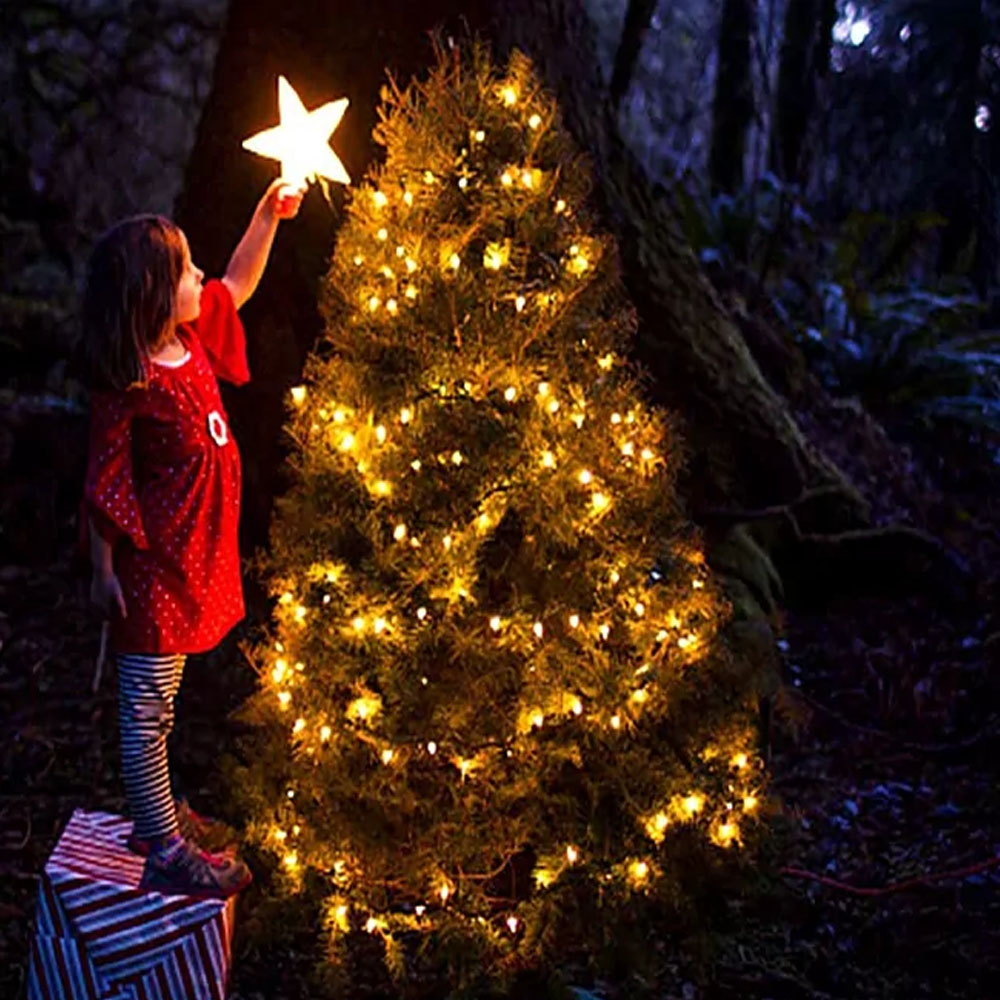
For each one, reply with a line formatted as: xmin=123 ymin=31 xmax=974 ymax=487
xmin=116 ymin=653 xmax=187 ymax=840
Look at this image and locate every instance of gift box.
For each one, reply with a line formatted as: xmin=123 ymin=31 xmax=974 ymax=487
xmin=27 ymin=809 xmax=236 ymax=1000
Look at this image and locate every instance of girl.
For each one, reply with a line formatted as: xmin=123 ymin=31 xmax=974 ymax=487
xmin=78 ymin=179 xmax=303 ymax=898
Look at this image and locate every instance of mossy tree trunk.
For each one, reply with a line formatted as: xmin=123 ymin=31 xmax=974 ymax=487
xmin=497 ymin=0 xmax=866 ymax=526
xmin=709 ymin=0 xmax=756 ymax=194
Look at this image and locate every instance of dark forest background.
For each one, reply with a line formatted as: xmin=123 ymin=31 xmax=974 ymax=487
xmin=2 ymin=2 xmax=999 ymax=998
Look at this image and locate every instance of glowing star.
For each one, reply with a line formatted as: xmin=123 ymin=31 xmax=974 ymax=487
xmin=242 ymin=75 xmax=350 ymax=189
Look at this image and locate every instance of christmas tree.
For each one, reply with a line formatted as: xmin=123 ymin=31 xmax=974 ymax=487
xmin=237 ymin=43 xmax=769 ymax=983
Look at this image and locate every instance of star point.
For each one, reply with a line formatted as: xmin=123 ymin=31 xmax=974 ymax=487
xmin=242 ymin=75 xmax=350 ymax=189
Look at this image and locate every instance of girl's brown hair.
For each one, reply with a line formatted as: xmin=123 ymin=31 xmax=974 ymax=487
xmin=81 ymin=215 xmax=186 ymax=392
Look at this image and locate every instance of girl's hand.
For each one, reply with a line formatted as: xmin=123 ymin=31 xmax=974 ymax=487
xmin=90 ymin=569 xmax=128 ymax=619
xmin=264 ymin=178 xmax=306 ymax=220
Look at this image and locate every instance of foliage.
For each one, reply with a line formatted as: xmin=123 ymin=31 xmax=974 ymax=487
xmin=808 ymin=213 xmax=1000 ymax=433
xmin=674 ymin=170 xmax=1000 ymax=436
xmin=232 ymin=43 xmax=770 ymax=994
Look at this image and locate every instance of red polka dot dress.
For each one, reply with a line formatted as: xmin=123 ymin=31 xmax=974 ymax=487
xmin=79 ymin=280 xmax=250 ymax=655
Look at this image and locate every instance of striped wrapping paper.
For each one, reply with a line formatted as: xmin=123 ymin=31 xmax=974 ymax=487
xmin=27 ymin=809 xmax=236 ymax=1000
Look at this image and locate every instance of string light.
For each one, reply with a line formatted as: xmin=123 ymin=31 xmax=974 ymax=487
xmin=528 ymin=113 xmax=541 ymax=129
xmin=683 ymin=793 xmax=704 ymax=816
xmin=290 ymin=385 xmax=306 ymax=406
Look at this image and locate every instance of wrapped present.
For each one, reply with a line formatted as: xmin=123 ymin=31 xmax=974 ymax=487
xmin=27 ymin=809 xmax=236 ymax=1000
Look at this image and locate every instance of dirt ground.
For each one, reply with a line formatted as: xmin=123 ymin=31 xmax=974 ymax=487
xmin=2 ymin=445 xmax=998 ymax=999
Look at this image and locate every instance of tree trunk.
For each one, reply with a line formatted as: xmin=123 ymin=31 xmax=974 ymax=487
xmin=935 ymin=0 xmax=982 ymax=277
xmin=498 ymin=0 xmax=866 ymax=523
xmin=771 ymin=0 xmax=818 ymax=184
xmin=709 ymin=0 xmax=756 ymax=194
xmin=609 ymin=0 xmax=658 ymax=107
xmin=175 ymin=0 xmax=494 ymax=552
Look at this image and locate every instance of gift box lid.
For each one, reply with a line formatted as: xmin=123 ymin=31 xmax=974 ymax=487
xmin=38 ymin=809 xmax=234 ymax=986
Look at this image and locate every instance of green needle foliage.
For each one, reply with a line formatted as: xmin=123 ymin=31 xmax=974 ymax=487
xmin=234 ymin=43 xmax=771 ymax=991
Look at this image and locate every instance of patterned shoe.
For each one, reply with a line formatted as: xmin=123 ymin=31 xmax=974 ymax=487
xmin=139 ymin=837 xmax=252 ymax=900
xmin=127 ymin=798 xmax=238 ymax=857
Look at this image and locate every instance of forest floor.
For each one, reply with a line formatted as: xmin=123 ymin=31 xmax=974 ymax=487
xmin=1 ymin=435 xmax=998 ymax=1000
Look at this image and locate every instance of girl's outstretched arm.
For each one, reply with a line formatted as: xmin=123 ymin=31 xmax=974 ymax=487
xmin=222 ymin=179 xmax=304 ymax=308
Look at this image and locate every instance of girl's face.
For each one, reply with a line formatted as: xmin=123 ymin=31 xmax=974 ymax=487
xmin=173 ymin=233 xmax=205 ymax=325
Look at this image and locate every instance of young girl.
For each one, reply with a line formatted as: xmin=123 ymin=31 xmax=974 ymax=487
xmin=78 ymin=178 xmax=303 ymax=898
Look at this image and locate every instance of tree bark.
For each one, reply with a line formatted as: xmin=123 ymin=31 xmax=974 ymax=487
xmin=935 ymin=0 xmax=983 ymax=277
xmin=609 ymin=0 xmax=658 ymax=108
xmin=709 ymin=0 xmax=756 ymax=194
xmin=771 ymin=0 xmax=818 ymax=184
xmin=497 ymin=0 xmax=866 ymax=523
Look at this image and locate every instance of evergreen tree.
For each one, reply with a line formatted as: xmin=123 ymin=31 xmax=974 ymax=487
xmin=237 ymin=43 xmax=770 ymax=984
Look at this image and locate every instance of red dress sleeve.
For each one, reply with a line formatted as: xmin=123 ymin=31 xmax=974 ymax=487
xmin=81 ymin=390 xmax=149 ymax=553
xmin=189 ymin=279 xmax=250 ymax=386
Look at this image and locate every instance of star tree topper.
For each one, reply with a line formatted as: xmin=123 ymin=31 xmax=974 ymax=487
xmin=242 ymin=75 xmax=351 ymax=190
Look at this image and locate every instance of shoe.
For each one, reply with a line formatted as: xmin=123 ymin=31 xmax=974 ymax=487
xmin=139 ymin=837 xmax=252 ymax=900
xmin=127 ymin=798 xmax=238 ymax=857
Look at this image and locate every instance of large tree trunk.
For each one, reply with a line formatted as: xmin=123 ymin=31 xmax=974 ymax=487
xmin=176 ymin=0 xmax=494 ymax=552
xmin=708 ymin=0 xmax=756 ymax=194
xmin=771 ymin=0 xmax=821 ymax=185
xmin=497 ymin=0 xmax=866 ymax=524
